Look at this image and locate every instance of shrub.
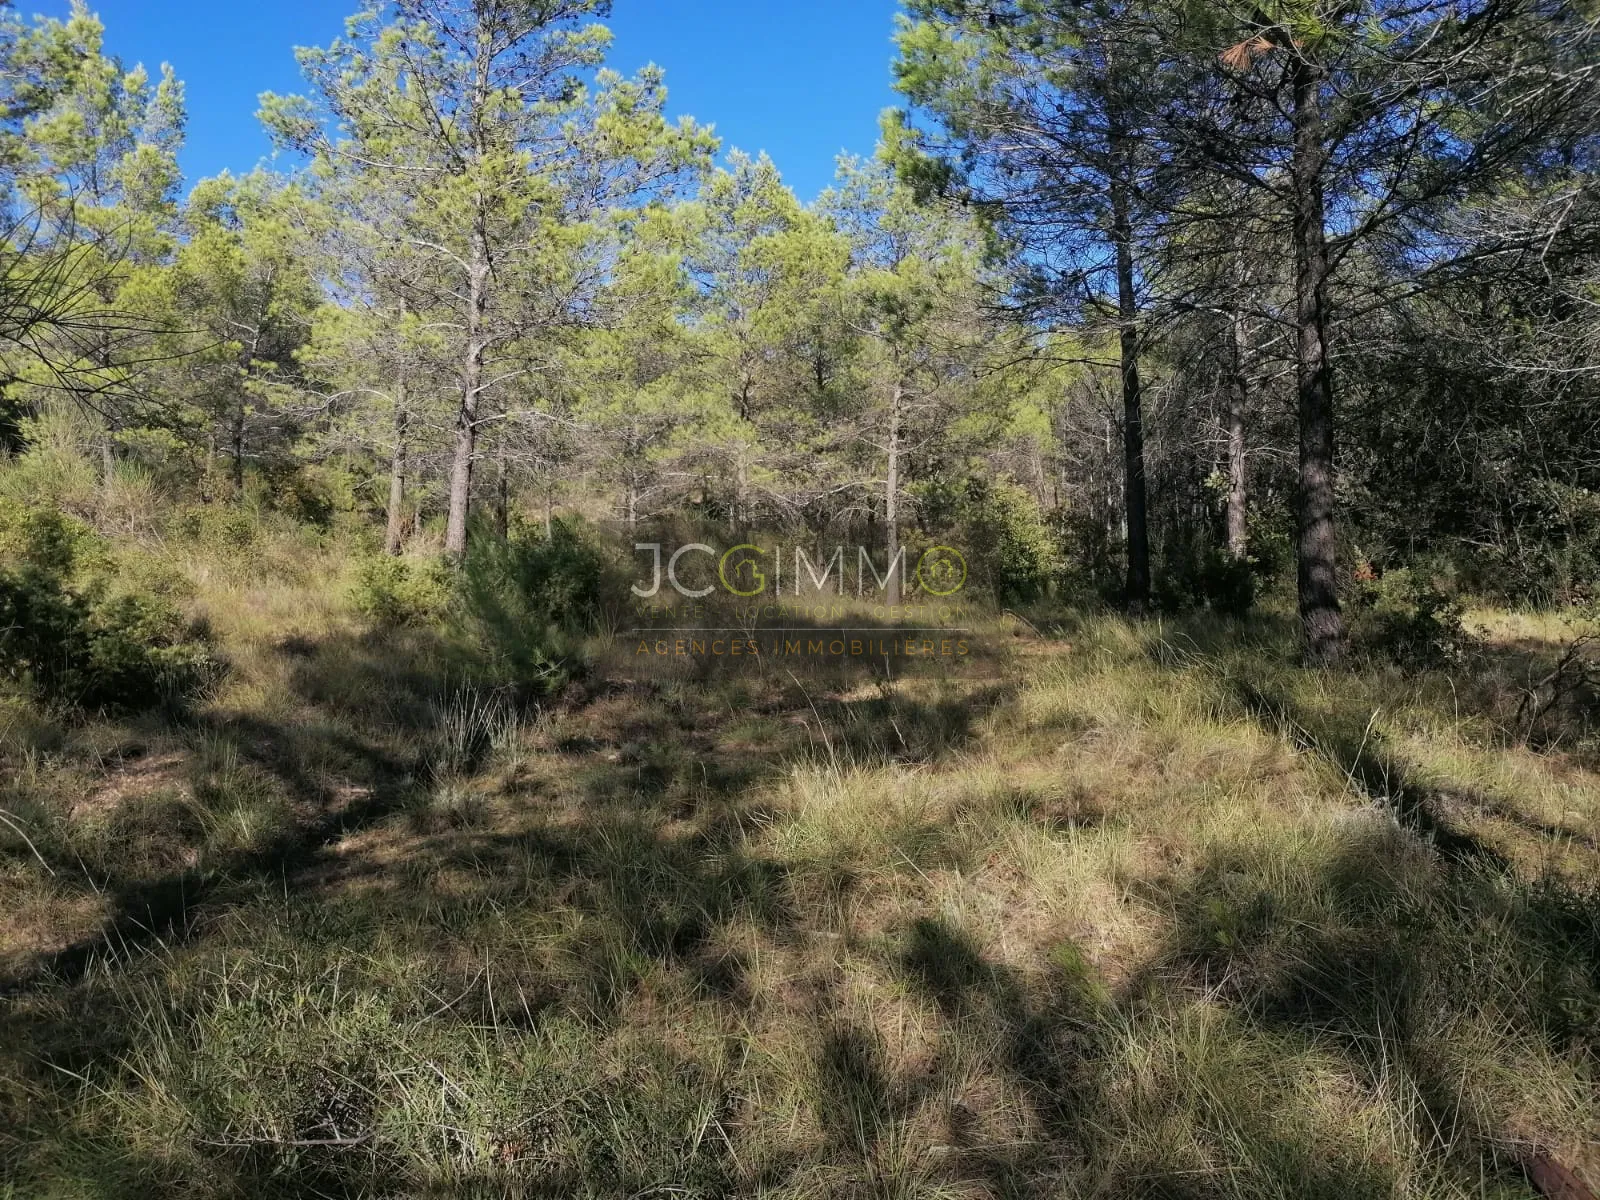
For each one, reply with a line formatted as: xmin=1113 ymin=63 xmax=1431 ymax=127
xmin=0 ymin=503 xmax=217 ymax=712
xmin=462 ymin=519 xmax=609 ymax=634
xmin=918 ymin=477 xmax=1056 ymax=605
xmin=350 ymin=553 xmax=453 ymax=629
xmin=0 ymin=406 xmax=98 ymax=514
xmin=1350 ymin=566 xmax=1471 ymax=670
xmin=1154 ymin=537 xmax=1257 ymax=617
xmin=455 ymin=520 xmax=612 ymax=693
xmin=1049 ymin=509 xmax=1125 ymax=605
xmin=167 ymin=502 xmax=260 ymax=553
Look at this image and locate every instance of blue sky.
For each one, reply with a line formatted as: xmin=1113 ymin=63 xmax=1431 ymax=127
xmin=37 ymin=0 xmax=905 ymax=201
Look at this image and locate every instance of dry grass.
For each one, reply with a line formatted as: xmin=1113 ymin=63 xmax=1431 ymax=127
xmin=1 ymin=543 xmax=1597 ymax=1198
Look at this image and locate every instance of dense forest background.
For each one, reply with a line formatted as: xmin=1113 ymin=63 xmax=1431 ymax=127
xmin=1 ymin=0 xmax=1595 ymax=672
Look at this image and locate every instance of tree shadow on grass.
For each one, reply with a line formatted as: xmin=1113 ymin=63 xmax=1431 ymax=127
xmin=0 ymin=717 xmax=416 ymax=999
xmin=885 ymin=913 xmax=1415 ymax=1199
xmin=1233 ymin=678 xmax=1508 ymax=867
xmin=1133 ymin=819 xmax=1600 ymax=1197
xmin=0 ymin=620 xmax=800 ymax=1194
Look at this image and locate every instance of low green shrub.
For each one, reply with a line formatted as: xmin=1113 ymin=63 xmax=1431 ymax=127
xmin=455 ymin=520 xmax=612 ymax=693
xmin=1049 ymin=509 xmax=1125 ymax=605
xmin=168 ymin=502 xmax=260 ymax=551
xmin=1350 ymin=566 xmax=1471 ymax=670
xmin=0 ymin=502 xmax=217 ymax=713
xmin=350 ymin=552 xmax=453 ymax=629
xmin=918 ymin=476 xmax=1056 ymax=605
xmin=1154 ymin=538 xmax=1257 ymax=617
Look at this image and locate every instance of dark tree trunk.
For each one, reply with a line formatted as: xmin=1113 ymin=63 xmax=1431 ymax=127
xmin=1289 ymin=53 xmax=1346 ymax=663
xmin=885 ymin=375 xmax=904 ymax=607
xmin=1109 ymin=148 xmax=1150 ymax=611
xmin=445 ymin=29 xmax=495 ymax=560
xmin=495 ymin=443 xmax=510 ymax=541
xmin=1227 ymin=306 xmax=1250 ymax=561
xmin=231 ymin=398 xmax=246 ymax=497
xmin=385 ymin=300 xmax=411 ymax=556
xmin=1105 ymin=62 xmax=1150 ymax=612
xmin=385 ymin=402 xmax=409 ymax=556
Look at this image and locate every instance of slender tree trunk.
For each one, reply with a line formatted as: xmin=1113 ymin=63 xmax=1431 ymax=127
xmin=385 ymin=301 xmax=410 ymax=556
xmin=204 ymin=433 xmax=219 ymax=503
xmin=1108 ymin=103 xmax=1150 ymax=612
xmin=1290 ymin=53 xmax=1346 ymax=663
xmin=1104 ymin=413 xmax=1116 ymax=542
xmin=495 ymin=442 xmax=510 ymax=541
xmin=445 ymin=29 xmax=495 ymax=560
xmin=231 ymin=396 xmax=246 ymax=497
xmin=445 ymin=220 xmax=489 ymax=558
xmin=97 ymin=328 xmax=116 ymax=487
xmin=1227 ymin=306 xmax=1250 ymax=561
xmin=733 ymin=454 xmax=747 ymax=531
xmin=385 ymin=403 xmax=409 ymax=557
xmin=885 ymin=375 xmax=904 ymax=607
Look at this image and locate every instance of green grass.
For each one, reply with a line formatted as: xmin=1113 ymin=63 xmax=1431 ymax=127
xmin=1 ymin=541 xmax=1597 ymax=1198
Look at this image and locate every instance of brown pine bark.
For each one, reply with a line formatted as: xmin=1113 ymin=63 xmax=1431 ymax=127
xmin=385 ymin=302 xmax=410 ymax=556
xmin=444 ymin=27 xmax=495 ymax=560
xmin=1289 ymin=52 xmax=1346 ymax=664
xmin=1227 ymin=305 xmax=1250 ymax=561
xmin=1108 ymin=92 xmax=1150 ymax=612
xmin=445 ymin=218 xmax=489 ymax=558
xmin=384 ymin=402 xmax=408 ymax=556
xmin=884 ymin=374 xmax=904 ymax=608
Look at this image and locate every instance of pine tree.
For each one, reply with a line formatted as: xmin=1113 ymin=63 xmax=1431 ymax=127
xmin=262 ymin=0 xmax=715 ymax=556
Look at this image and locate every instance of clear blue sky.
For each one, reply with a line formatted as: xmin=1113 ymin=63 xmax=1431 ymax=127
xmin=37 ymin=0 xmax=905 ymax=201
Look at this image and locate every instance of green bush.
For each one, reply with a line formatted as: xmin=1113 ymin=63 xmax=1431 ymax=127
xmin=350 ymin=553 xmax=453 ymax=629
xmin=1049 ymin=509 xmax=1125 ymax=605
xmin=1154 ymin=536 xmax=1257 ymax=616
xmin=919 ymin=476 xmax=1056 ymax=605
xmin=1350 ymin=566 xmax=1470 ymax=670
xmin=463 ymin=519 xmax=609 ymax=633
xmin=0 ymin=503 xmax=217 ymax=713
xmin=456 ymin=520 xmax=612 ymax=693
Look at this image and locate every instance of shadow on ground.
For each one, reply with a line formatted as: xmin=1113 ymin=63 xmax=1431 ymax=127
xmin=3 ymin=614 xmax=1598 ymax=1198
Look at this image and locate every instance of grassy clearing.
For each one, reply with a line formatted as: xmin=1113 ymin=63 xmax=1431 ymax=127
xmin=1 ymin=542 xmax=1597 ymax=1198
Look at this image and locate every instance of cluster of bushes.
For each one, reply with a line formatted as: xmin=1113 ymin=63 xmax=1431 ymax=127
xmin=917 ymin=476 xmax=1057 ymax=605
xmin=1349 ymin=565 xmax=1473 ymax=671
xmin=352 ymin=518 xmax=618 ymax=695
xmin=1152 ymin=533 xmax=1261 ymax=617
xmin=0 ymin=501 xmax=218 ymax=713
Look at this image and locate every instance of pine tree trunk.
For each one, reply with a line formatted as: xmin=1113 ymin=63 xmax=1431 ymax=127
xmin=231 ymin=396 xmax=246 ymax=497
xmin=385 ymin=402 xmax=409 ymax=557
xmin=445 ymin=29 xmax=495 ymax=560
xmin=1109 ymin=104 xmax=1150 ymax=612
xmin=445 ymin=221 xmax=489 ymax=558
xmin=97 ymin=329 xmax=116 ymax=487
xmin=1227 ymin=307 xmax=1250 ymax=561
xmin=495 ymin=443 xmax=509 ymax=541
xmin=1290 ymin=53 xmax=1346 ymax=664
xmin=885 ymin=374 xmax=904 ymax=607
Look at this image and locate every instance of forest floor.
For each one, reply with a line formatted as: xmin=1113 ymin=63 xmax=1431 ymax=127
xmin=1 ymin=537 xmax=1598 ymax=1199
